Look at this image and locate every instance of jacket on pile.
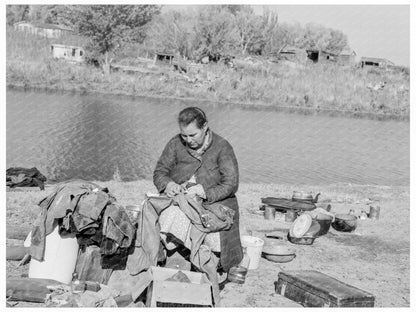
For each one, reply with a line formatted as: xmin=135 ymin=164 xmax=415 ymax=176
xmin=30 ymin=179 xmax=135 ymax=262
xmin=6 ymin=167 xmax=47 ymax=190
xmin=153 ymin=131 xmax=243 ymax=271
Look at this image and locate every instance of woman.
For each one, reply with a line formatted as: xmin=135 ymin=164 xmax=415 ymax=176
xmin=153 ymin=106 xmax=243 ymax=273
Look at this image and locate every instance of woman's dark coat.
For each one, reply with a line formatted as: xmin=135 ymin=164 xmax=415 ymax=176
xmin=153 ymin=131 xmax=243 ymax=271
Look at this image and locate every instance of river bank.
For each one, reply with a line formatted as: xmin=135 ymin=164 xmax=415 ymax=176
xmin=6 ymin=83 xmax=409 ymax=122
xmin=6 ymin=180 xmax=410 ymax=307
xmin=6 ymin=28 xmax=410 ymax=121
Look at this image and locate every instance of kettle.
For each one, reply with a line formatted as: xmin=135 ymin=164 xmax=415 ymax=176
xmin=292 ymin=191 xmax=320 ymax=204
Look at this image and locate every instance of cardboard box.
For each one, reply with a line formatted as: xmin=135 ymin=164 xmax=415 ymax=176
xmin=146 ymin=266 xmax=213 ymax=307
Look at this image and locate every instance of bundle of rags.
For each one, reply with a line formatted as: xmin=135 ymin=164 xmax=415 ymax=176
xmin=29 ymin=179 xmax=136 ymax=280
xmin=6 ymin=167 xmax=47 ymax=190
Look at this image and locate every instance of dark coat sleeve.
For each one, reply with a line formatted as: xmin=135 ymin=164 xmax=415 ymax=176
xmin=204 ymin=140 xmax=239 ymax=204
xmin=153 ymin=138 xmax=177 ymax=193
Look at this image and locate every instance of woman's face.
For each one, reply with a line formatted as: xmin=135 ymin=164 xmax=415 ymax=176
xmin=179 ymin=120 xmax=207 ymax=149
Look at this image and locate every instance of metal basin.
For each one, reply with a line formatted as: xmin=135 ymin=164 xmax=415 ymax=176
xmin=331 ymin=214 xmax=357 ymax=232
xmin=262 ymin=245 xmax=296 ymax=263
xmin=287 ymin=233 xmax=316 ymax=245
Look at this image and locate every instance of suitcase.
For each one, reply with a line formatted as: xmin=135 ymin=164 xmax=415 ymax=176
xmin=275 ymin=270 xmax=375 ymax=307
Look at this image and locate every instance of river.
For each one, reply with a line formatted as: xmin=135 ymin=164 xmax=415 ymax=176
xmin=6 ymin=89 xmax=409 ymax=186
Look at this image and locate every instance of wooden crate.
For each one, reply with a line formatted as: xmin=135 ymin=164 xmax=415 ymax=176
xmin=146 ymin=266 xmax=213 ymax=307
xmin=275 ymin=270 xmax=375 ymax=307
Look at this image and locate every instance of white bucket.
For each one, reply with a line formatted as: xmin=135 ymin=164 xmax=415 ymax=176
xmin=29 ymin=225 xmax=79 ymax=284
xmin=241 ymin=235 xmax=264 ymax=270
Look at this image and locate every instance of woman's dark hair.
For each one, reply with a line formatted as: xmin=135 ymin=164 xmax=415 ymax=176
xmin=178 ymin=107 xmax=207 ymax=128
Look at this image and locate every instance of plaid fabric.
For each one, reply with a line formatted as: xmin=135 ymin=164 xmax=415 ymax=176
xmin=101 ymin=203 xmax=135 ymax=255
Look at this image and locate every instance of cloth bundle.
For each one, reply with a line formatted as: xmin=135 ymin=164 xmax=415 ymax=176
xmin=6 ymin=167 xmax=47 ymax=190
xmin=30 ymin=180 xmax=135 ymax=262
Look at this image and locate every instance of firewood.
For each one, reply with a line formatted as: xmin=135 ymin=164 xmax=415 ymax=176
xmin=6 ymin=278 xmax=62 ymax=303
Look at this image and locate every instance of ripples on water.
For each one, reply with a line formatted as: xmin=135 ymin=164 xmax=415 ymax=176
xmin=6 ymin=89 xmax=409 ymax=186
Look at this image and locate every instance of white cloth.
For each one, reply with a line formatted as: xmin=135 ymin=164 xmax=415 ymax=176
xmin=159 ymin=205 xmax=221 ymax=252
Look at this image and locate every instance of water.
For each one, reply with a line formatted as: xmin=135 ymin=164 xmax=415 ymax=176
xmin=6 ymin=88 xmax=409 ymax=186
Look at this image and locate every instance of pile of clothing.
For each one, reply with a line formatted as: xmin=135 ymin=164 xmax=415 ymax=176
xmin=6 ymin=167 xmax=47 ymax=190
xmin=30 ymin=180 xmax=135 ymax=267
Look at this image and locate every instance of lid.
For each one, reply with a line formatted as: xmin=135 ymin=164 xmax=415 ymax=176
xmin=290 ymin=214 xmax=313 ymax=238
xmin=292 ymin=191 xmax=313 ymax=200
xmin=303 ymin=221 xmax=320 ymax=237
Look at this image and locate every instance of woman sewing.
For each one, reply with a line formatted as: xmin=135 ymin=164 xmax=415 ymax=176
xmin=153 ymin=106 xmax=243 ymax=278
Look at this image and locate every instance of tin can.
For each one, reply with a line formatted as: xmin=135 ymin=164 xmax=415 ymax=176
xmin=264 ymin=206 xmax=276 ymax=220
xmin=369 ymin=206 xmax=380 ymax=220
xmin=285 ymin=210 xmax=297 ymax=222
xmin=360 ymin=210 xmax=368 ymax=219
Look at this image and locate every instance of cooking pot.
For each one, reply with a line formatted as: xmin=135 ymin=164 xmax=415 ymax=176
xmin=331 ymin=214 xmax=358 ymax=232
xmin=292 ymin=191 xmax=320 ymax=204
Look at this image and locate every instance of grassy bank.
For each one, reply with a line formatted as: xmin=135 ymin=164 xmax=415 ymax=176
xmin=6 ymin=180 xmax=410 ymax=307
xmin=6 ymin=28 xmax=410 ymax=119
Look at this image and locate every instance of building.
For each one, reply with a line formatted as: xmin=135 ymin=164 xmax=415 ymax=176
xmin=338 ymin=49 xmax=357 ymax=66
xmin=14 ymin=21 xmax=73 ymax=38
xmin=51 ymin=44 xmax=84 ymax=63
xmin=279 ymin=46 xmax=307 ymax=62
xmin=360 ymin=57 xmax=394 ymax=69
xmin=154 ymin=51 xmax=175 ymax=64
xmin=306 ymin=49 xmax=356 ymax=66
xmin=306 ymin=49 xmax=337 ymax=63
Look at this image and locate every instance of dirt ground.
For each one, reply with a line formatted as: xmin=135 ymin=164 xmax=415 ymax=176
xmin=5 ymin=181 xmax=410 ymax=307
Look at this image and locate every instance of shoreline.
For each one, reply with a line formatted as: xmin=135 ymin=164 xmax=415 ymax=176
xmin=12 ymin=178 xmax=411 ymax=190
xmin=37 ymin=179 xmax=410 ymax=195
xmin=7 ymin=83 xmax=410 ymax=122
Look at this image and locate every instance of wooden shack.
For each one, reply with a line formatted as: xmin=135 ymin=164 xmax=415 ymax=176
xmin=338 ymin=49 xmax=356 ymax=66
xmin=306 ymin=49 xmax=320 ymax=63
xmin=306 ymin=49 xmax=337 ymax=63
xmin=279 ymin=46 xmax=307 ymax=62
xmin=154 ymin=51 xmax=175 ymax=65
xmin=14 ymin=21 xmax=73 ymax=38
xmin=360 ymin=57 xmax=394 ymax=69
xmin=51 ymin=44 xmax=84 ymax=63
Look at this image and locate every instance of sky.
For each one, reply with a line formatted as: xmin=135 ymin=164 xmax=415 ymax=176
xmin=165 ymin=4 xmax=410 ymax=66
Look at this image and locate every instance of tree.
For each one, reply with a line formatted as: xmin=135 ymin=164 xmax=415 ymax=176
xmin=70 ymin=5 xmax=160 ymax=74
xmin=233 ymin=6 xmax=278 ymax=55
xmin=6 ymin=5 xmax=30 ymax=25
xmin=298 ymin=23 xmax=348 ymax=53
xmin=233 ymin=6 xmax=261 ymax=55
xmin=221 ymin=5 xmax=245 ymax=16
xmin=253 ymin=7 xmax=279 ymax=55
xmin=268 ymin=22 xmax=301 ymax=53
xmin=325 ymin=29 xmax=348 ymax=54
xmin=145 ymin=10 xmax=196 ymax=59
xmin=193 ymin=6 xmax=238 ymax=59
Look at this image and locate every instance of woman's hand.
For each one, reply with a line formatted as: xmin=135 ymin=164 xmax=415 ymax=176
xmin=165 ymin=181 xmax=186 ymax=197
xmin=186 ymin=184 xmax=206 ymax=199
